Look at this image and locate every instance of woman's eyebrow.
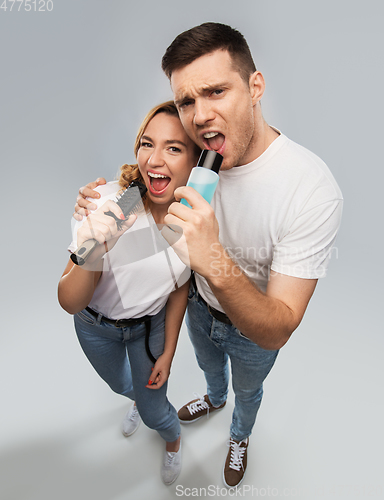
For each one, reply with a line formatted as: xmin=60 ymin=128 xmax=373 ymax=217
xmin=141 ymin=136 xmax=187 ymax=148
xmin=141 ymin=135 xmax=153 ymax=142
xmin=164 ymin=139 xmax=187 ymax=147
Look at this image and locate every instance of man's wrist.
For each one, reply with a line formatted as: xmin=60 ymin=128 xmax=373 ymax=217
xmin=206 ymin=244 xmax=241 ymax=289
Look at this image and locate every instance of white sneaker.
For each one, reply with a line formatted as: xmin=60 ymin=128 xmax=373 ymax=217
xmin=121 ymin=403 xmax=141 ymax=437
xmin=161 ymin=441 xmax=182 ymax=485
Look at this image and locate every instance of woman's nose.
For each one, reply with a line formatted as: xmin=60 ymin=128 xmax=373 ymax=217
xmin=148 ymin=147 xmax=165 ymax=167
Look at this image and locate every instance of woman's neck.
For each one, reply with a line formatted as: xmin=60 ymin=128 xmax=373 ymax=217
xmin=149 ymin=202 xmax=171 ymax=225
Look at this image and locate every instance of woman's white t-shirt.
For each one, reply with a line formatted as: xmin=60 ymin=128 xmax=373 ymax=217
xmin=68 ymin=181 xmax=190 ymax=320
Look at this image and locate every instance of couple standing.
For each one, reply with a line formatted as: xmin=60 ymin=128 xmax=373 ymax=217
xmin=59 ymin=22 xmax=342 ymax=488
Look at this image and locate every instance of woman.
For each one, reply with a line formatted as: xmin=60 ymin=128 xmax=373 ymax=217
xmin=58 ymin=101 xmax=200 ymax=485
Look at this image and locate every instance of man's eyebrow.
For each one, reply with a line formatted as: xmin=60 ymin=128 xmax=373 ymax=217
xmin=174 ymin=95 xmax=191 ymax=107
xmin=174 ymin=82 xmax=230 ymax=106
xmin=201 ymin=82 xmax=229 ymax=92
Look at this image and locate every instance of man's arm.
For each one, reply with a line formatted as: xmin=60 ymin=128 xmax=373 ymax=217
xmin=206 ymin=248 xmax=317 ymax=350
xmin=73 ymin=177 xmax=107 ymax=220
xmin=163 ymin=186 xmax=317 ymax=350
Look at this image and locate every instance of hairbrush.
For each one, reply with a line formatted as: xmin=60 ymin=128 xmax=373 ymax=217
xmin=71 ymin=181 xmax=147 ymax=266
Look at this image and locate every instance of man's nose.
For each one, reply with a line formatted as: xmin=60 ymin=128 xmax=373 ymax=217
xmin=193 ymin=99 xmax=215 ymax=127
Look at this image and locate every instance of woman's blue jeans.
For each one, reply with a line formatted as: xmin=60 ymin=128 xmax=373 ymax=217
xmin=74 ymin=306 xmax=180 ymax=443
xmin=186 ymin=283 xmax=279 ymax=442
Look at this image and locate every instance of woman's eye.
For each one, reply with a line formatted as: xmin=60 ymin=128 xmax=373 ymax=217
xmin=169 ymin=146 xmax=181 ymax=153
xmin=141 ymin=142 xmax=152 ymax=148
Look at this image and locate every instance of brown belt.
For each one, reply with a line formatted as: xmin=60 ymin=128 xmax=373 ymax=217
xmin=191 ymin=274 xmax=233 ymax=325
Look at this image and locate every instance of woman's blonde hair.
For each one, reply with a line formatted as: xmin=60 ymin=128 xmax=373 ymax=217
xmin=118 ymin=101 xmax=199 ymax=211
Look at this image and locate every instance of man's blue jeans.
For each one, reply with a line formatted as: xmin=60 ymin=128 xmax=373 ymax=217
xmin=186 ymin=283 xmax=279 ymax=442
xmin=74 ymin=305 xmax=180 ymax=443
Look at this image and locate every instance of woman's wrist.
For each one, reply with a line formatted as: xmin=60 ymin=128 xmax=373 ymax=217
xmin=160 ymin=348 xmax=175 ymax=362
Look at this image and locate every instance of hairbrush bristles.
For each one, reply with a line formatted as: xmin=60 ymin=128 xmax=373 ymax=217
xmin=104 ymin=181 xmax=147 ymax=230
xmin=71 ymin=181 xmax=147 ymax=266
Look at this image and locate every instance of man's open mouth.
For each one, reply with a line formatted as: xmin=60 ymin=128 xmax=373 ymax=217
xmin=203 ymin=132 xmax=226 ymax=154
xmin=147 ymin=171 xmax=171 ymax=194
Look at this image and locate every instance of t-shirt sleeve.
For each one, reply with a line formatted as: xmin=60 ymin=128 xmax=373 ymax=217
xmin=271 ymin=197 xmax=343 ymax=279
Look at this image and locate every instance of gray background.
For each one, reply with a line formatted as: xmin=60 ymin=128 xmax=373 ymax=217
xmin=0 ymin=0 xmax=383 ymax=499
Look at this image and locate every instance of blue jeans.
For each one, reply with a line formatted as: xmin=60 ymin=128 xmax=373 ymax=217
xmin=74 ymin=306 xmax=180 ymax=443
xmin=186 ymin=283 xmax=279 ymax=442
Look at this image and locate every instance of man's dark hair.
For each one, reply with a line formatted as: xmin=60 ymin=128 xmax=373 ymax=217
xmin=161 ymin=22 xmax=256 ymax=84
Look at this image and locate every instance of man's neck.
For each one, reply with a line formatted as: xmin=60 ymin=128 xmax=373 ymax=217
xmin=250 ymin=118 xmax=280 ymax=163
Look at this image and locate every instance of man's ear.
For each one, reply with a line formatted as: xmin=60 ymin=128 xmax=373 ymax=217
xmin=249 ymin=71 xmax=265 ymax=105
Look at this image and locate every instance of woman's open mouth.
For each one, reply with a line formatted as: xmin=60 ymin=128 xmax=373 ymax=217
xmin=147 ymin=171 xmax=171 ymax=195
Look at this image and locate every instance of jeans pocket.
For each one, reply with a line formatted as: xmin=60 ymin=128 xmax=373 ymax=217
xmin=76 ymin=309 xmax=96 ymax=325
xmin=234 ymin=327 xmax=250 ymax=341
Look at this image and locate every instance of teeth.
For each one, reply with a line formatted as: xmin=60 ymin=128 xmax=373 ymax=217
xmin=148 ymin=172 xmax=169 ymax=179
xmin=203 ymin=132 xmax=219 ymax=139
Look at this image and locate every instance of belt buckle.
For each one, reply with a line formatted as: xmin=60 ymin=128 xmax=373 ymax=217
xmin=115 ymin=319 xmax=124 ymax=328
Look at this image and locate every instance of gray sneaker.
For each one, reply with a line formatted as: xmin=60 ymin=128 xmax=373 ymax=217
xmin=161 ymin=441 xmax=182 ymax=485
xmin=121 ymin=403 xmax=141 ymax=437
xmin=178 ymin=394 xmax=226 ymax=424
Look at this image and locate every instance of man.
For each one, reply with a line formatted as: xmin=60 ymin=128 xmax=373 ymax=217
xmin=75 ymin=23 xmax=342 ymax=488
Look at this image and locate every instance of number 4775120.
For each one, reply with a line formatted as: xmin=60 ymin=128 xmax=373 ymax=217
xmin=0 ymin=0 xmax=53 ymax=11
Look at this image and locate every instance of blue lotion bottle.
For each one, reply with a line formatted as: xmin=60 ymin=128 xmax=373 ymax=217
xmin=181 ymin=150 xmax=223 ymax=208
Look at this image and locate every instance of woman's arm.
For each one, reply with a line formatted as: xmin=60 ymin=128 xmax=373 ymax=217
xmin=58 ymin=259 xmax=102 ymax=314
xmin=58 ymin=199 xmax=136 ymax=314
xmin=147 ymin=278 xmax=190 ymax=389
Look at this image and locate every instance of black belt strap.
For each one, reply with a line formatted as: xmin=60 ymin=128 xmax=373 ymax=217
xmin=144 ymin=319 xmax=156 ymax=365
xmin=85 ymin=307 xmax=157 ymax=364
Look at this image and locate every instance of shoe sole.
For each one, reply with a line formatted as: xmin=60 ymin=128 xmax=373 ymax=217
xmin=122 ymin=419 xmax=141 ymax=437
xmin=162 ymin=470 xmax=181 ymax=486
xmin=179 ymin=415 xmax=204 ymax=425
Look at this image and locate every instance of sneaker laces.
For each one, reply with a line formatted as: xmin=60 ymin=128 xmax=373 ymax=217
xmin=128 ymin=405 xmax=139 ymax=421
xmin=164 ymin=451 xmax=177 ymax=466
xmin=187 ymin=393 xmax=210 ymax=416
xmin=227 ymin=438 xmax=247 ymax=471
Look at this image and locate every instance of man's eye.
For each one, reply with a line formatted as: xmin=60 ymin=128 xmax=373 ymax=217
xmin=179 ymin=100 xmax=192 ymax=109
xmin=212 ymin=89 xmax=224 ymax=96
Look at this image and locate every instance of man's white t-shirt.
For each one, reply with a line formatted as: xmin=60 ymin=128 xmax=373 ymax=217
xmin=69 ymin=182 xmax=189 ymax=320
xmin=196 ymin=132 xmax=343 ymax=313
